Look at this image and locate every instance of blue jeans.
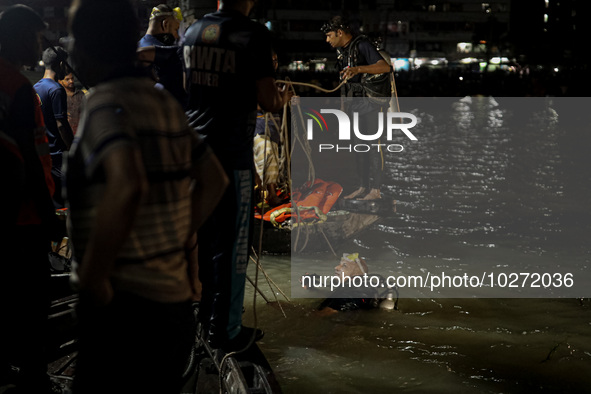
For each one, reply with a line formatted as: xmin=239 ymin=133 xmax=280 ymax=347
xmin=198 ymin=168 xmax=253 ymax=343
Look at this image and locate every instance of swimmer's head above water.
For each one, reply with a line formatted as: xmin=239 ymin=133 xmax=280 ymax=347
xmin=335 ymin=253 xmax=368 ymax=278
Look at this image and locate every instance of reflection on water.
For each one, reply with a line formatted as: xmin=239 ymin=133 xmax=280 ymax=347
xmin=246 ymin=97 xmax=591 ymax=392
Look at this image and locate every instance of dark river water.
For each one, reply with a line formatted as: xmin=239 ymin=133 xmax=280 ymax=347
xmin=244 ymin=97 xmax=591 ymax=393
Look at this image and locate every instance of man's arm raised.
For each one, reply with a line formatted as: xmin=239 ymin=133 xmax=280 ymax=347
xmin=256 ymin=77 xmax=292 ymax=113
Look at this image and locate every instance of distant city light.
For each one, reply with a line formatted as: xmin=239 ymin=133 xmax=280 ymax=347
xmin=554 ymin=67 xmax=559 ymax=72
xmin=459 ymin=76 xmax=464 ymax=81
xmin=457 ymin=42 xmax=473 ymax=53
xmin=489 ymin=57 xmax=509 ymax=64
xmin=394 ymin=58 xmax=409 ymax=71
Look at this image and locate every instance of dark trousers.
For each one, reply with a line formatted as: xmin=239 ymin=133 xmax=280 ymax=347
xmin=198 ymin=168 xmax=253 ymax=343
xmin=51 ymin=165 xmax=65 ymax=209
xmin=0 ymin=225 xmax=51 ymax=393
xmin=354 ymin=110 xmax=384 ymax=190
xmin=73 ymin=292 xmax=195 ymax=394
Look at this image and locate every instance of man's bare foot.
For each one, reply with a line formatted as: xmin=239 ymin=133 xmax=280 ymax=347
xmin=344 ymin=186 xmax=366 ymax=199
xmin=359 ymin=188 xmax=381 ymax=200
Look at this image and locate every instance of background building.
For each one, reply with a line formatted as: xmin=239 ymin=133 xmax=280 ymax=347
xmin=3 ymin=0 xmax=588 ymax=95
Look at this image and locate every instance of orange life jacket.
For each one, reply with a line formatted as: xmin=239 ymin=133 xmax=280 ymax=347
xmin=255 ymin=179 xmax=343 ymax=224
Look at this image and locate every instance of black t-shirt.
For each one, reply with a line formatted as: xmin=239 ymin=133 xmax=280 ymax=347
xmin=338 ymin=36 xmax=390 ymax=113
xmin=183 ymin=10 xmax=275 ymax=169
xmin=338 ymin=37 xmax=385 ymax=84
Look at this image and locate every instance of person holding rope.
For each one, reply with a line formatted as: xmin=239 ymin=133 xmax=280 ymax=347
xmin=254 ymin=50 xmax=288 ymax=207
xmin=183 ymin=0 xmax=292 ymax=353
xmin=322 ymin=16 xmax=392 ymax=201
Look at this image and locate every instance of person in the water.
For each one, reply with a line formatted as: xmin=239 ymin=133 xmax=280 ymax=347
xmin=304 ymin=253 xmax=385 ymax=315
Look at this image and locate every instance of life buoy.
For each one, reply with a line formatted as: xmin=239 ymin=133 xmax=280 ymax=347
xmin=256 ymin=179 xmax=342 ymax=226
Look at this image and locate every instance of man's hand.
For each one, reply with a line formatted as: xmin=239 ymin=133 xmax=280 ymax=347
xmin=341 ymin=59 xmax=391 ymax=81
xmin=80 ymin=278 xmax=114 ymax=307
xmin=341 ymin=66 xmax=359 ymax=81
xmin=278 ymin=82 xmax=294 ymax=107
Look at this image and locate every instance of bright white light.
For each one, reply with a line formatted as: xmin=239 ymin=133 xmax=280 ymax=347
xmin=490 ymin=57 xmax=501 ymax=64
xmin=544 ymin=14 xmax=549 ymax=23
xmin=457 ymin=42 xmax=472 ymax=53
xmin=394 ymin=59 xmax=407 ymax=69
xmin=461 ymin=57 xmax=477 ymax=64
xmin=431 ymin=60 xmax=439 ymax=65
xmin=415 ymin=59 xmax=423 ymax=67
xmin=553 ymin=67 xmax=559 ymax=72
xmin=459 ymin=76 xmax=464 ymax=81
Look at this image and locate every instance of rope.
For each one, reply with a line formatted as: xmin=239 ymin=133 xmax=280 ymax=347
xmin=217 ymin=70 xmax=400 ymax=392
xmin=218 ymin=106 xmax=284 ymax=390
xmin=219 ymin=73 xmax=401 ymax=384
xmin=276 ymin=79 xmax=348 ymax=94
xmin=319 ymin=227 xmax=337 ymax=257
xmin=249 ymin=252 xmax=291 ymax=303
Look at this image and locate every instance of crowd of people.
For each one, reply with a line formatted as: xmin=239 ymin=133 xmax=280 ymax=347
xmin=0 ymin=0 xmax=404 ymax=390
xmin=1 ymin=0 xmax=290 ymax=393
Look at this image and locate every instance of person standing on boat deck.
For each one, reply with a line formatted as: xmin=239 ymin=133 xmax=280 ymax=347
xmin=184 ymin=0 xmax=292 ymax=352
xmin=137 ymin=4 xmax=188 ymax=109
xmin=65 ymin=0 xmax=228 ymax=392
xmin=34 ymin=47 xmax=74 ymax=208
xmin=322 ymin=16 xmax=392 ymax=201
xmin=0 ymin=5 xmax=60 ymax=393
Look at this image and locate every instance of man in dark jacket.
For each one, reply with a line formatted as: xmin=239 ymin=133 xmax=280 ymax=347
xmin=183 ymin=0 xmax=292 ymax=352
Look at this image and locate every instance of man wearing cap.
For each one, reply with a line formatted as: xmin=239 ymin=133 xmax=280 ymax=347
xmin=0 ymin=4 xmax=59 ymax=392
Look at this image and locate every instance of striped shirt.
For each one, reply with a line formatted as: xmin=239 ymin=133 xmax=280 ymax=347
xmin=65 ymin=76 xmax=206 ymax=303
